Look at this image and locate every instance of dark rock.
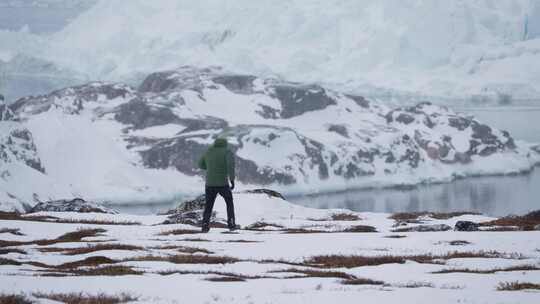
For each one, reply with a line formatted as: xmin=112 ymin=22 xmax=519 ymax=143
xmin=328 ymin=124 xmax=349 ymax=138
xmin=164 ymin=194 xmax=206 ymax=215
xmin=448 ymin=117 xmax=471 ymax=131
xmin=454 ymin=152 xmax=472 ymax=164
xmin=161 ymin=194 xmax=226 ymax=227
xmin=243 ymin=189 xmax=286 ymax=200
xmin=10 ymin=83 xmax=134 ymax=115
xmin=271 ymin=84 xmax=336 ymax=119
xmin=346 ymin=95 xmax=370 ymax=108
xmin=454 ymin=221 xmax=480 ymax=231
xmin=138 ymin=71 xmax=182 ymax=93
xmin=114 ymin=98 xmax=181 ymax=129
xmin=0 ymin=104 xmax=15 ymax=121
xmin=30 ymin=198 xmax=117 ymax=214
xmin=396 ymin=113 xmax=415 ymax=124
xmin=212 ymin=75 xmax=256 ymax=94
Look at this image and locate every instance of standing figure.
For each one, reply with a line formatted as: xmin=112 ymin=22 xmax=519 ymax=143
xmin=198 ymin=137 xmax=236 ymax=232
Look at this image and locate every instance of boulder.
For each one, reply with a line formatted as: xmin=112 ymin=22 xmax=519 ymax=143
xmin=30 ymin=198 xmax=117 ymax=214
xmin=534 ymin=224 xmax=540 ymax=231
xmin=161 ymin=194 xmax=224 ymax=226
xmin=454 ymin=221 xmax=480 ymax=231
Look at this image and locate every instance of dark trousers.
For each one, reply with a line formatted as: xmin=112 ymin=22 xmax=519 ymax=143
xmin=202 ymin=186 xmax=235 ymax=229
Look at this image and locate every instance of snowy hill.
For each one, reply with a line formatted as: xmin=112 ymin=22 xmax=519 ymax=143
xmin=1 ymin=67 xmax=539 ymax=211
xmin=2 ymin=0 xmax=540 ymax=103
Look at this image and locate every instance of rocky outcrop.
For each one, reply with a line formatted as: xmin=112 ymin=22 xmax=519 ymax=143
xmin=1 ymin=66 xmax=538 ymax=210
xmin=454 ymin=221 xmax=480 ymax=231
xmin=30 ymin=198 xmax=117 ymax=214
xmin=0 ymin=124 xmax=44 ymax=173
xmin=161 ymin=194 xmax=222 ymax=226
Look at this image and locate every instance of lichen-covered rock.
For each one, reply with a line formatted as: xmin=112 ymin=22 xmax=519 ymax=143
xmin=30 ymin=198 xmax=117 ymax=214
xmin=454 ymin=221 xmax=480 ymax=231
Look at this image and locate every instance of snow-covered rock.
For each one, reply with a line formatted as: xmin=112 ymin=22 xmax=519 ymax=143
xmin=1 ymin=67 xmax=539 ymax=211
xmin=30 ymin=198 xmax=117 ymax=214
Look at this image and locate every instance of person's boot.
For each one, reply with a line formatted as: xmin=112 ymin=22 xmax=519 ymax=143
xmin=201 ymin=224 xmax=210 ymax=233
xmin=228 ymin=218 xmax=237 ymax=232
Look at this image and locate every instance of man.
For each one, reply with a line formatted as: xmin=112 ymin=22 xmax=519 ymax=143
xmin=198 ymin=137 xmax=236 ymax=232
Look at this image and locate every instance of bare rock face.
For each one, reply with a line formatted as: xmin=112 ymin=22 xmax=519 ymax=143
xmin=0 ymin=125 xmax=44 ymax=173
xmin=2 ymin=66 xmax=538 ymax=211
xmin=30 ymin=198 xmax=117 ymax=214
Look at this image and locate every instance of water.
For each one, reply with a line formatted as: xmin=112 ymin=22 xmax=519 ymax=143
xmin=109 ymin=107 xmax=540 ymax=217
xmin=290 ymin=106 xmax=540 ymax=217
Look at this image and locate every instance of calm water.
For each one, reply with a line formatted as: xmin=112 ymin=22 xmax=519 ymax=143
xmin=110 ymin=107 xmax=540 ymax=217
xmin=290 ymin=107 xmax=540 ymax=217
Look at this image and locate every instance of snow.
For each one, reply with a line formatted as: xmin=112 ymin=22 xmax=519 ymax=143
xmin=1 ymin=194 xmax=539 ymax=303
xmin=2 ymin=0 xmax=540 ymax=103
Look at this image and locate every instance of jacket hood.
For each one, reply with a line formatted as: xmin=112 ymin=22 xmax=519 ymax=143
xmin=213 ymin=138 xmax=228 ymax=147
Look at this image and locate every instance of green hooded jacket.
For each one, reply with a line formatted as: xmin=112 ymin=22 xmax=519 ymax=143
xmin=198 ymin=138 xmax=235 ymax=187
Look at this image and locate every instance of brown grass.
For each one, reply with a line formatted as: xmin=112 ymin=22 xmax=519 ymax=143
xmin=481 ymin=210 xmax=540 ymax=231
xmin=0 ymin=228 xmax=107 ymax=248
xmin=341 ymin=278 xmax=386 ymax=285
xmin=221 ymin=239 xmax=262 ymax=243
xmin=39 ymin=265 xmax=143 ymax=277
xmin=0 ymin=228 xmax=24 ymax=236
xmin=180 ymin=238 xmax=211 ymax=242
xmin=158 ymin=269 xmax=269 ymax=280
xmin=397 ymin=281 xmax=435 ymax=288
xmin=389 ymin=211 xmax=480 ymax=221
xmin=157 ymin=229 xmax=201 ymax=236
xmin=0 ymin=212 xmax=138 ymax=226
xmin=128 ymin=254 xmax=238 ymax=265
xmin=303 ymin=251 xmax=520 ymax=269
xmin=331 ymin=213 xmax=362 ymax=221
xmin=151 ymin=245 xmax=213 ymax=254
xmin=342 ymin=225 xmax=377 ymax=233
xmin=282 ymin=225 xmax=377 ymax=234
xmin=309 ymin=213 xmax=362 ymax=221
xmin=384 ymin=235 xmax=407 ymax=239
xmin=497 ymin=281 xmax=540 ymax=291
xmin=448 ymin=240 xmax=472 ymax=246
xmin=57 ymin=256 xmax=116 ymax=269
xmin=433 ymin=265 xmax=540 ymax=274
xmin=205 ymin=276 xmax=246 ymax=282
xmin=244 ymin=222 xmax=285 ymax=231
xmin=0 ymin=258 xmax=22 ymax=266
xmin=0 ymin=248 xmax=26 ymax=255
xmin=0 ymin=294 xmax=34 ymax=304
xmin=272 ymin=268 xmax=356 ymax=280
xmin=39 ymin=244 xmax=144 ymax=255
xmin=33 ymin=292 xmax=138 ymax=304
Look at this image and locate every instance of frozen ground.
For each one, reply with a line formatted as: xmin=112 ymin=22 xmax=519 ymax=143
xmin=1 ymin=193 xmax=539 ymax=303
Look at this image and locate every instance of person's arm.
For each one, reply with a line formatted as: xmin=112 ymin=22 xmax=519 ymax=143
xmin=226 ymin=150 xmax=235 ymax=189
xmin=198 ymin=155 xmax=207 ymax=170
